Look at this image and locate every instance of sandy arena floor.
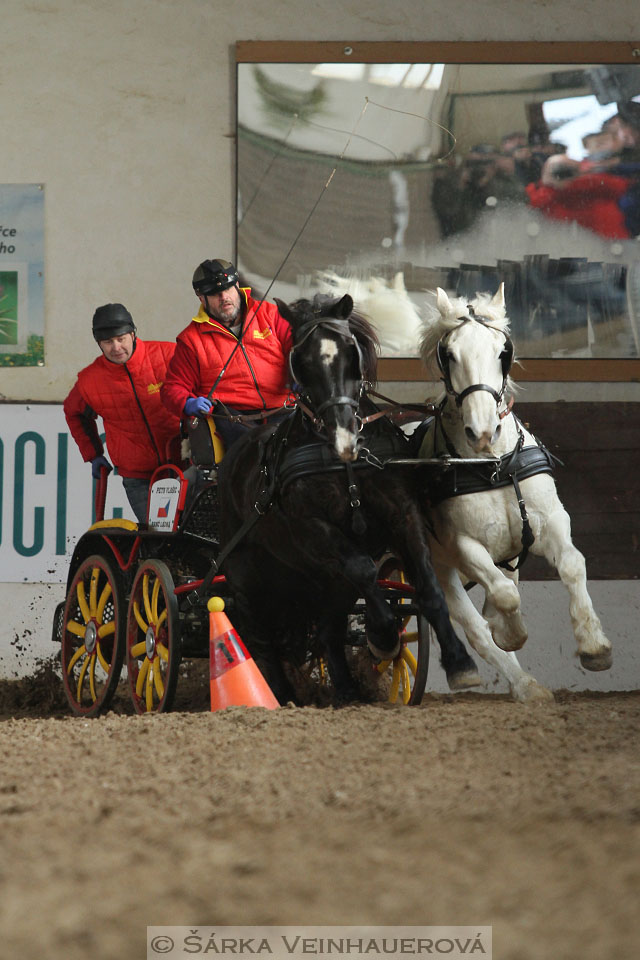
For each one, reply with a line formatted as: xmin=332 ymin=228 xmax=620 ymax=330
xmin=0 ymin=667 xmax=638 ymax=960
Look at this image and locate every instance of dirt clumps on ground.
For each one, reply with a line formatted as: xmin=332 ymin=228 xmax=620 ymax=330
xmin=0 ymin=678 xmax=638 ymax=960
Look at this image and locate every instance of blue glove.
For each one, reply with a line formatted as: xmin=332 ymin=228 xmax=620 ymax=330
xmin=91 ymin=455 xmax=112 ymax=479
xmin=184 ymin=396 xmax=213 ymax=417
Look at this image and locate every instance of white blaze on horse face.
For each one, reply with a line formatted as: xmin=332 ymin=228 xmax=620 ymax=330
xmin=334 ymin=424 xmax=358 ymax=461
xmin=314 ymin=334 xmax=359 ymax=461
xmin=319 ymin=337 xmax=339 ymax=365
xmin=450 ymin=323 xmax=504 ymax=454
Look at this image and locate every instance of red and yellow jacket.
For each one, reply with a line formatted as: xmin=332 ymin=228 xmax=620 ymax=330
xmin=64 ymin=339 xmax=180 ymax=479
xmin=160 ymin=289 xmax=294 ymax=418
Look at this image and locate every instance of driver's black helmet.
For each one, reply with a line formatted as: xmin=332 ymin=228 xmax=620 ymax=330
xmin=192 ymin=259 xmax=239 ymax=296
xmin=92 ymin=303 xmax=136 ymax=342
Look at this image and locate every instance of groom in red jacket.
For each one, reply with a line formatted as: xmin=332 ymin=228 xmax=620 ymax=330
xmin=64 ymin=303 xmax=180 ymax=523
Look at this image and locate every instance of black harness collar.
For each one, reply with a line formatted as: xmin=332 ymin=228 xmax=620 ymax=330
xmin=428 ymin=413 xmax=560 ymax=571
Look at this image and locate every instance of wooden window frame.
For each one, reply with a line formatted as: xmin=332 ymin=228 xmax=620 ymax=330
xmin=236 ymin=41 xmax=640 ymax=383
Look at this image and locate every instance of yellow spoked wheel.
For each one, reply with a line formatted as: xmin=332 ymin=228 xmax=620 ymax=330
xmin=376 ymin=556 xmax=430 ymax=706
xmin=126 ymin=560 xmax=181 ymax=714
xmin=61 ymin=554 xmax=125 ymax=717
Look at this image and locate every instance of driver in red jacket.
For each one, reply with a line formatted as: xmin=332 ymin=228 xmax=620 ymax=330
xmin=160 ymin=259 xmax=294 ymax=452
xmin=64 ymin=304 xmax=180 ymax=522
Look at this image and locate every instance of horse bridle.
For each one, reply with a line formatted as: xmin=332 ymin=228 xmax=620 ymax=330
xmin=436 ymin=305 xmax=514 ymax=408
xmin=289 ymin=317 xmax=365 ymax=425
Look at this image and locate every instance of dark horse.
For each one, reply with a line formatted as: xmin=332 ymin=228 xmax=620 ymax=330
xmin=217 ymin=293 xmax=478 ymax=703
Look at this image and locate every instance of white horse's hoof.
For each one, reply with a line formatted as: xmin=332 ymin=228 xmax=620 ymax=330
xmin=488 ymin=614 xmax=528 ymax=652
xmin=580 ymin=650 xmax=613 ymax=671
xmin=514 ymin=680 xmax=555 ymax=703
xmin=448 ymin=669 xmax=484 ymax=691
xmin=490 ymin=629 xmax=527 ymax=652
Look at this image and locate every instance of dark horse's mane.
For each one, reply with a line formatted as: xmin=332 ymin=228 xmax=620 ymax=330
xmin=285 ymin=293 xmax=379 ymax=386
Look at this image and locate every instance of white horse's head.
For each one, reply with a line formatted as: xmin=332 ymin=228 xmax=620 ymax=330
xmin=422 ymin=283 xmax=515 ymax=455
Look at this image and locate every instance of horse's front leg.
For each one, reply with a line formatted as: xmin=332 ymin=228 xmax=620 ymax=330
xmin=435 ymin=562 xmax=553 ymax=702
xmin=289 ymin=518 xmax=401 ymax=662
xmin=533 ymin=506 xmax=612 ymax=670
xmin=345 ymin=552 xmax=402 ymax=661
xmin=314 ymin=608 xmax=360 ymax=702
xmin=392 ymin=521 xmax=480 ymax=688
xmin=450 ymin=532 xmax=528 ymax=652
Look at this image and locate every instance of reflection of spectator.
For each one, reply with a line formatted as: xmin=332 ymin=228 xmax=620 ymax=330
xmin=580 ymin=130 xmax=620 ymax=172
xmin=601 ymin=104 xmax=640 ymax=236
xmin=603 ymin=104 xmax=640 ymax=161
xmin=525 ymin=154 xmax=630 ymax=239
xmin=500 ymin=131 xmax=542 ymax=185
xmin=527 ymin=130 xmax=568 ymax=181
xmin=431 ymin=143 xmax=526 ymax=238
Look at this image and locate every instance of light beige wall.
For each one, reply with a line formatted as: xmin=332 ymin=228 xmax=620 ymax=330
xmin=2 ymin=0 xmax=639 ymax=401
xmin=1 ymin=0 xmax=638 ymax=683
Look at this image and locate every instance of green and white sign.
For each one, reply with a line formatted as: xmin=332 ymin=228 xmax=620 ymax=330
xmin=0 ymin=405 xmax=133 ymax=583
xmin=0 ymin=184 xmax=44 ymax=366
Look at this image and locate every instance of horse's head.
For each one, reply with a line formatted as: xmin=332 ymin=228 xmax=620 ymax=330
xmin=275 ymin=292 xmax=379 ymax=462
xmin=425 ymin=283 xmax=515 ymax=455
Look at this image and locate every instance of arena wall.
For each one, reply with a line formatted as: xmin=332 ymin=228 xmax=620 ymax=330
xmin=1 ymin=0 xmax=638 ymax=689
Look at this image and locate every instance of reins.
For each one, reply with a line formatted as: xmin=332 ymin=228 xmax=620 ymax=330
xmin=213 ymin=398 xmax=297 ymax=426
xmin=181 ymin=412 xmax=298 ymax=610
xmin=359 ymin=386 xmax=438 ymax=427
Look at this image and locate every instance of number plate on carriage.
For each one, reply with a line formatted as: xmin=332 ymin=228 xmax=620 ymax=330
xmin=148 ymin=478 xmax=183 ymax=531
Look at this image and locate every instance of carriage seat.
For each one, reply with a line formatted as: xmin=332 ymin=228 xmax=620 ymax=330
xmin=182 ymin=415 xmax=225 ymax=469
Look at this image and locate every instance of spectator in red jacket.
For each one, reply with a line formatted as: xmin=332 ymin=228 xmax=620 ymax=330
xmin=64 ymin=304 xmax=180 ymax=522
xmin=525 ymin=154 xmax=631 ymax=240
xmin=161 ymin=258 xmax=294 ymax=452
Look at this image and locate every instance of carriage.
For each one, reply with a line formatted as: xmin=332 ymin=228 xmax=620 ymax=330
xmin=53 ymin=414 xmax=433 ymax=717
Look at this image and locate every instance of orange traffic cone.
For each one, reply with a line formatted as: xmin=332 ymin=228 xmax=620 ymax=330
xmin=208 ymin=597 xmax=279 ymax=710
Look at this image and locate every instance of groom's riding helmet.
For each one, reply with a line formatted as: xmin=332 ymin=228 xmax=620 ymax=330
xmin=92 ymin=303 xmax=136 ymax=343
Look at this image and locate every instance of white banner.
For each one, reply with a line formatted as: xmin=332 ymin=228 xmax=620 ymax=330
xmin=0 ymin=404 xmax=134 ymax=583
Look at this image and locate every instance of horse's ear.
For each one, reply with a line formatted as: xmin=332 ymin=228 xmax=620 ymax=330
xmin=491 ymin=283 xmax=506 ymax=312
xmin=436 ymin=287 xmax=452 ymax=316
xmin=335 ymin=293 xmax=353 ymax=318
xmin=274 ymin=297 xmax=295 ymax=324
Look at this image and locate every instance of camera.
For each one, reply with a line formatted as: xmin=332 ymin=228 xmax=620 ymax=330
xmin=552 ymin=165 xmax=577 ymax=181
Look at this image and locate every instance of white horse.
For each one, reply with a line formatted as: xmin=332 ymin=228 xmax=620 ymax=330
xmin=417 ymin=284 xmax=613 ymax=702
